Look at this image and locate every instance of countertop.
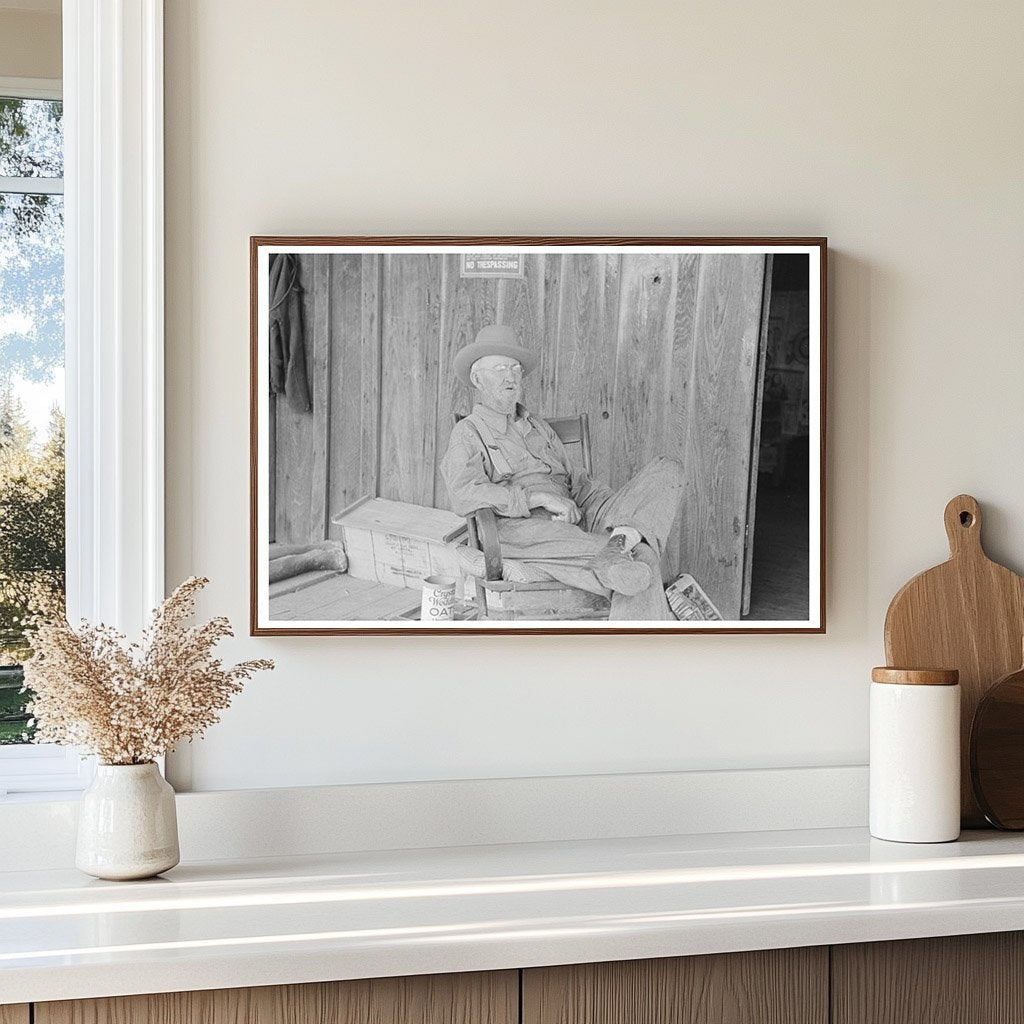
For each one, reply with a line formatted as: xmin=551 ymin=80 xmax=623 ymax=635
xmin=4 ymin=826 xmax=1024 ymax=1004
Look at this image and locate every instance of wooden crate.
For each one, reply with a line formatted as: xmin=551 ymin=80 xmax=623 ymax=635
xmin=332 ymin=497 xmax=466 ymax=590
xmin=483 ymin=584 xmax=610 ymax=620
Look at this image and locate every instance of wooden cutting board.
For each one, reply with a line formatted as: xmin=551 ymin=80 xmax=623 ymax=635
xmin=884 ymin=494 xmax=1024 ymax=826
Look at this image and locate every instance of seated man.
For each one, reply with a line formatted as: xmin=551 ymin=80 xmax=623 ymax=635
xmin=440 ymin=324 xmax=685 ymax=621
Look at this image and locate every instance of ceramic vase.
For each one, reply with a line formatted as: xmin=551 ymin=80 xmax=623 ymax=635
xmin=76 ymin=762 xmax=180 ymax=880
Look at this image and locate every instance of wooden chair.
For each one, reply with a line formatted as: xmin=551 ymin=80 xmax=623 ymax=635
xmin=457 ymin=413 xmax=611 ymax=621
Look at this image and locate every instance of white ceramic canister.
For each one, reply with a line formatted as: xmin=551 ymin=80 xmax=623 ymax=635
xmin=870 ymin=667 xmax=960 ymax=843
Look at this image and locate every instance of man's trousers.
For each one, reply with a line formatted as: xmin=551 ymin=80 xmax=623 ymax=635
xmin=493 ymin=456 xmax=686 ymax=621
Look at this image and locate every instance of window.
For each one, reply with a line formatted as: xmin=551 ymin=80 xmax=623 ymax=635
xmin=0 ymin=80 xmax=82 ymax=795
xmin=0 ymin=5 xmax=166 ymax=798
xmin=0 ymin=80 xmax=82 ymax=794
xmin=0 ymin=88 xmax=65 ymax=724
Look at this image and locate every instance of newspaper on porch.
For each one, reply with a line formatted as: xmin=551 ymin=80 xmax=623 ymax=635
xmin=666 ymin=573 xmax=723 ymax=621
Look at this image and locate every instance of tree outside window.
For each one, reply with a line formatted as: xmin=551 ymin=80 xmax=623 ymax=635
xmin=0 ymin=95 xmax=65 ymax=744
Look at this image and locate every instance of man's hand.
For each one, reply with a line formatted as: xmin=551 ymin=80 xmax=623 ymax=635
xmin=529 ymin=491 xmax=581 ymax=525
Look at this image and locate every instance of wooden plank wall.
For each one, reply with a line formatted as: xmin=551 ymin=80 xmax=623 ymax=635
xmin=272 ymin=253 xmax=767 ymax=617
xmin=272 ymin=253 xmax=331 ymax=545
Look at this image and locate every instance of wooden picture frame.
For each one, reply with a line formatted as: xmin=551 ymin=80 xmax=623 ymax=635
xmin=250 ymin=237 xmax=826 ymax=635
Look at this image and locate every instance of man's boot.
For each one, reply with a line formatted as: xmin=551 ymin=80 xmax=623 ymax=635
xmin=589 ymin=533 xmax=652 ymax=596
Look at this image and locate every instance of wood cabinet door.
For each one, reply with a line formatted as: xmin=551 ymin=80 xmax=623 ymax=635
xmin=36 ymin=971 xmax=517 ymax=1024
xmin=0 ymin=1007 xmax=30 ymax=1024
xmin=832 ymin=932 xmax=1024 ymax=1024
xmin=523 ymin=948 xmax=827 ymax=1024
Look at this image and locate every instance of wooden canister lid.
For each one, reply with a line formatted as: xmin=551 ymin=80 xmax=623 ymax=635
xmin=871 ymin=667 xmax=959 ymax=686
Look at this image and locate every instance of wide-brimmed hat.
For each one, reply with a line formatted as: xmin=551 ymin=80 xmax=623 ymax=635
xmin=453 ymin=325 xmax=539 ymax=387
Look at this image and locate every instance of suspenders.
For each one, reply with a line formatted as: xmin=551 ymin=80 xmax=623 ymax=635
xmin=465 ymin=414 xmax=517 ymax=478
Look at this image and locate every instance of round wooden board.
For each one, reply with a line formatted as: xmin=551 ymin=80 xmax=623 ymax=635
xmin=971 ymin=663 xmax=1024 ymax=829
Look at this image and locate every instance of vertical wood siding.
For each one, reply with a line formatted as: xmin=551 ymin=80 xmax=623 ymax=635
xmin=432 ymin=255 xmax=499 ymax=510
xmin=677 ymin=254 xmax=768 ymax=614
xmin=610 ymin=254 xmax=678 ymax=488
xmin=271 ymin=252 xmax=767 ymax=618
xmin=378 ymin=254 xmax=442 ymax=506
xmin=273 ymin=253 xmax=327 ymax=544
xmin=308 ymin=257 xmax=332 ymax=541
xmin=327 ymin=255 xmax=368 ymax=533
xmin=552 ymin=255 xmax=621 ymax=486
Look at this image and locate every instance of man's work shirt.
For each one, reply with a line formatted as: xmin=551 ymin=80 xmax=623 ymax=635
xmin=440 ymin=403 xmax=612 ymax=520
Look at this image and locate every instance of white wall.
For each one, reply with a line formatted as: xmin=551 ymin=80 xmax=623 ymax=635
xmin=163 ymin=1 xmax=1024 ymax=792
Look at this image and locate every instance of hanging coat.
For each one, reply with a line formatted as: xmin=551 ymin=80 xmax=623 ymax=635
xmin=268 ymin=253 xmax=311 ymax=413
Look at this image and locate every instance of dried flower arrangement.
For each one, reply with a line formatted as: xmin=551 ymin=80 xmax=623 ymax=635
xmin=22 ymin=577 xmax=273 ymax=765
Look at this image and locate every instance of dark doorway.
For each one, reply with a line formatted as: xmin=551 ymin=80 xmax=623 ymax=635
xmin=746 ymin=255 xmax=811 ymax=620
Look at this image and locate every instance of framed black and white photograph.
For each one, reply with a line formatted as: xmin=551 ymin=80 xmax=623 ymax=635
xmin=250 ymin=237 xmax=826 ymax=635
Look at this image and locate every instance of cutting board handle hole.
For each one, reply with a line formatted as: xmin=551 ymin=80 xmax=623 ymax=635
xmin=960 ymin=511 xmax=974 ymax=527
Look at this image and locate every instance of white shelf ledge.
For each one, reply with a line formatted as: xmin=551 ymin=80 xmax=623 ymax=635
xmin=5 ymin=826 xmax=1024 ymax=1005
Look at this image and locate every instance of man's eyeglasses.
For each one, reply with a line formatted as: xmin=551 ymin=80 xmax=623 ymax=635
xmin=478 ymin=363 xmax=523 ymax=378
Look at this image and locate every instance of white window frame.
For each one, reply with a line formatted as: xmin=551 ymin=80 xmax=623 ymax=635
xmin=0 ymin=0 xmax=164 ymax=797
xmin=0 ymin=77 xmax=64 ymax=194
